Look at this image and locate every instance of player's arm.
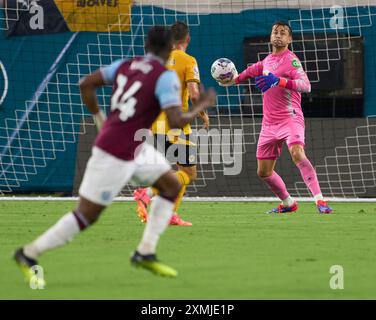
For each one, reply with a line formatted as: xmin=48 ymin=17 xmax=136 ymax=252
xmin=219 ymin=60 xmax=263 ymax=87
xmin=187 ymin=81 xmax=200 ymax=103
xmin=187 ymin=58 xmax=210 ymax=128
xmin=79 ymin=59 xmax=123 ymax=130
xmin=156 ymin=70 xmax=216 ymax=129
xmin=235 ymin=60 xmax=264 ymax=84
xmin=186 ymin=57 xmax=201 ymax=103
xmin=282 ymin=61 xmax=311 ymax=93
xmin=255 ymin=58 xmax=311 ymax=93
xmin=188 ymin=81 xmax=209 ymax=129
xmin=165 ymin=91 xmax=215 ymax=129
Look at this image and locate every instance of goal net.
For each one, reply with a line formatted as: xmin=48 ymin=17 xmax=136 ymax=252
xmin=0 ymin=0 xmax=375 ymax=198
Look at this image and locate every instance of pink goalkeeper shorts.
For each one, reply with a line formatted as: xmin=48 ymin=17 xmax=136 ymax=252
xmin=256 ymin=119 xmax=305 ymax=160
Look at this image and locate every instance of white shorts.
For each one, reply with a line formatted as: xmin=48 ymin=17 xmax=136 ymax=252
xmin=79 ymin=143 xmax=171 ymax=206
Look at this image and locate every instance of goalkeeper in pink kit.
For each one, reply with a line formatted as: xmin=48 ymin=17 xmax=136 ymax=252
xmin=222 ymin=21 xmax=332 ymax=214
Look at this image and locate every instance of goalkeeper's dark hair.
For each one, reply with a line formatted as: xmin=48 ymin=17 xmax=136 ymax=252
xmin=145 ymin=25 xmax=173 ymax=55
xmin=272 ymin=21 xmax=293 ymax=37
xmin=171 ymin=21 xmax=189 ymax=43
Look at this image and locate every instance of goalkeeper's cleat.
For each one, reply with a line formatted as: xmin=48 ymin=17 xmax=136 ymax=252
xmin=130 ymin=251 xmax=178 ymax=278
xmin=316 ymin=200 xmax=333 ymax=214
xmin=13 ymin=248 xmax=45 ymax=287
xmin=169 ymin=213 xmax=192 ymax=226
xmin=267 ymin=201 xmax=298 ymax=214
xmin=133 ymin=188 xmax=150 ymax=223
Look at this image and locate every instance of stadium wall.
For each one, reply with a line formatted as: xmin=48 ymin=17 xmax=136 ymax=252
xmin=0 ymin=5 xmax=375 ymax=194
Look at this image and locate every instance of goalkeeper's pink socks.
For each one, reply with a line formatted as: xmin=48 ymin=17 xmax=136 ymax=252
xmin=296 ymin=159 xmax=322 ymax=198
xmin=261 ymin=159 xmax=323 ymax=205
xmin=261 ymin=171 xmax=290 ymax=201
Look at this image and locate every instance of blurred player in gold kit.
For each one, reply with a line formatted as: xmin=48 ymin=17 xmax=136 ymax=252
xmin=133 ymin=21 xmax=209 ymax=226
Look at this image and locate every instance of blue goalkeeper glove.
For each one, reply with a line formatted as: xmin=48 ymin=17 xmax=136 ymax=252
xmin=255 ymin=73 xmax=280 ymax=92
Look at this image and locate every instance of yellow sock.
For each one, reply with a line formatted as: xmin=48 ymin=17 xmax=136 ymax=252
xmin=174 ymin=171 xmax=190 ymax=212
xmin=176 ymin=170 xmax=190 ymax=186
xmin=151 ymin=187 xmax=158 ymax=196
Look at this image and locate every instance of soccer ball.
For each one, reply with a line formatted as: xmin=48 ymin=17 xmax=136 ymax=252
xmin=211 ymin=58 xmax=237 ymax=83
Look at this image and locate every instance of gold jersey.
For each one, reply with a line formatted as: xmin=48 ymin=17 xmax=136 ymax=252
xmin=152 ymin=49 xmax=200 ymax=137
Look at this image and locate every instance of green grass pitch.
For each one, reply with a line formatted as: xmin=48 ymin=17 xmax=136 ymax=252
xmin=1 ymin=200 xmax=376 ymax=299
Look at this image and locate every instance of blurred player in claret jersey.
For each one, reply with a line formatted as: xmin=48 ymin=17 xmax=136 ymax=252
xmin=13 ymin=26 xmax=216 ymax=282
xmin=133 ymin=21 xmax=209 ymax=226
xmin=220 ymin=21 xmax=332 ymax=214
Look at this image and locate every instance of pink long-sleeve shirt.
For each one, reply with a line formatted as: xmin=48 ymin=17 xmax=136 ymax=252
xmin=236 ymin=49 xmax=311 ymax=125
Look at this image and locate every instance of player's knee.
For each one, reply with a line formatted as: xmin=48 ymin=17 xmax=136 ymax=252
xmin=159 ymin=184 xmax=180 ymax=203
xmin=257 ymin=169 xmax=273 ymax=178
xmin=290 ymin=147 xmax=306 ymax=164
xmin=170 ymin=179 xmax=181 ymax=198
xmin=184 ymin=167 xmax=197 ymax=182
xmin=157 ymin=172 xmax=181 ymax=202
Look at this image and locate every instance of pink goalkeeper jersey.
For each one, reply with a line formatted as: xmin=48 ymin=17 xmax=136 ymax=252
xmin=237 ymin=49 xmax=311 ymax=125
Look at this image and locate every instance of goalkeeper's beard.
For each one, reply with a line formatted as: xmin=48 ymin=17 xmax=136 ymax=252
xmin=272 ymin=40 xmax=288 ymax=49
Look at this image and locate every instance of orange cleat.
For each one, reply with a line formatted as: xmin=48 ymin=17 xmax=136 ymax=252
xmin=169 ymin=213 xmax=192 ymax=226
xmin=133 ymin=188 xmax=151 ymax=223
